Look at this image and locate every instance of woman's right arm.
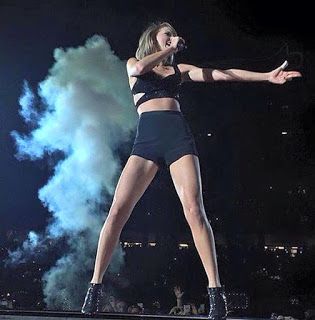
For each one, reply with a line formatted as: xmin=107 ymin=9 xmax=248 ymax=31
xmin=127 ymin=47 xmax=176 ymax=77
xmin=127 ymin=36 xmax=182 ymax=76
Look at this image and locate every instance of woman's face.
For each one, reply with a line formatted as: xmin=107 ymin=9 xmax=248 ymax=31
xmin=156 ymin=26 xmax=175 ymax=51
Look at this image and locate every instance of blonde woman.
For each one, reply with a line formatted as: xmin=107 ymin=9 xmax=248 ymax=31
xmin=81 ymin=21 xmax=301 ymax=319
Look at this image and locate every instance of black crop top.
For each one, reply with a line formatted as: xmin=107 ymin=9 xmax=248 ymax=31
xmin=131 ymin=64 xmax=182 ymax=108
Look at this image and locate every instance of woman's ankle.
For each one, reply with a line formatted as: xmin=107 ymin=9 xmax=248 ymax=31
xmin=90 ymin=278 xmax=102 ymax=284
xmin=208 ymin=281 xmax=222 ymax=288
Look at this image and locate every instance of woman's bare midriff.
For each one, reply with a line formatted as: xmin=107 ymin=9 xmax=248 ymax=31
xmin=136 ymin=98 xmax=181 ymax=116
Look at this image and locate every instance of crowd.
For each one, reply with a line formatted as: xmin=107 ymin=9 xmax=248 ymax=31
xmin=99 ymin=285 xmax=208 ymax=316
xmin=1 ymin=283 xmax=314 ymax=320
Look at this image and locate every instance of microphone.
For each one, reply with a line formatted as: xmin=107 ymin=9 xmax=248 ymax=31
xmin=177 ymin=39 xmax=187 ymax=52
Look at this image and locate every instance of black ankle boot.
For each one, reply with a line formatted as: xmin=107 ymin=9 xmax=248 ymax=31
xmin=207 ymin=286 xmax=228 ymax=320
xmin=81 ymin=283 xmax=104 ymax=315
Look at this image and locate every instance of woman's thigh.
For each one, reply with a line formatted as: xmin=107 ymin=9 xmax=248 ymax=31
xmin=169 ymin=154 xmax=205 ymax=211
xmin=111 ymin=155 xmax=159 ymax=212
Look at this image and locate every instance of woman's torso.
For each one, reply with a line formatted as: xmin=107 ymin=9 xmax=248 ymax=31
xmin=128 ymin=63 xmax=183 ymax=116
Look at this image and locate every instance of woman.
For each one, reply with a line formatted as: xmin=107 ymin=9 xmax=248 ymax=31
xmin=81 ymin=21 xmax=301 ymax=319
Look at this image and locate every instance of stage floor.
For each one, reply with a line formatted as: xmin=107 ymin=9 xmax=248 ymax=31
xmin=0 ymin=310 xmax=268 ymax=320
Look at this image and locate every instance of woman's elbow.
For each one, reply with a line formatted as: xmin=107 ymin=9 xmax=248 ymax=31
xmin=212 ymin=69 xmax=231 ymax=81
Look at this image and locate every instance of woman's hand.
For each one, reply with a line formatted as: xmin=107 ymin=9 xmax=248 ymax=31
xmin=268 ymin=60 xmax=302 ymax=84
xmin=169 ymin=36 xmax=185 ymax=53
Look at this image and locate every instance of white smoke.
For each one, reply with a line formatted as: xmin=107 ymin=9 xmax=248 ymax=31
xmin=8 ymin=35 xmax=137 ymax=310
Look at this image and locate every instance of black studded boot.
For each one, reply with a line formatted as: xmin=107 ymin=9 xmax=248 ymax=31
xmin=81 ymin=283 xmax=104 ymax=315
xmin=207 ymin=286 xmax=228 ymax=320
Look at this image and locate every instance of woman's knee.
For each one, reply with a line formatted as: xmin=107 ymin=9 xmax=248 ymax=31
xmin=182 ymin=202 xmax=207 ymax=227
xmin=106 ymin=202 xmax=134 ymax=226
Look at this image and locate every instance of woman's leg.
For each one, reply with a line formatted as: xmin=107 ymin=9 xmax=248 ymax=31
xmin=169 ymin=154 xmax=221 ymax=288
xmin=90 ymin=155 xmax=159 ymax=283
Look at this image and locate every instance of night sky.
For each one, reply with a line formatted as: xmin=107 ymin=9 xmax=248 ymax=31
xmin=1 ymin=0 xmax=314 ymax=237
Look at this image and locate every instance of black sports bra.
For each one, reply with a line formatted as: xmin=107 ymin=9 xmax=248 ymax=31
xmin=131 ymin=64 xmax=182 ymax=108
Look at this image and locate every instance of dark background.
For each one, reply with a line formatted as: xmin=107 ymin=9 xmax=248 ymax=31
xmin=0 ymin=0 xmax=314 ymax=316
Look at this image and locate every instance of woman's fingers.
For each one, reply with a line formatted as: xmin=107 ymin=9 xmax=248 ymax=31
xmin=285 ymin=71 xmax=302 ymax=81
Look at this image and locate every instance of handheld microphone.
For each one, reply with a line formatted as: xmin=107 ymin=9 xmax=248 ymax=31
xmin=280 ymin=60 xmax=288 ymax=70
xmin=177 ymin=39 xmax=187 ymax=52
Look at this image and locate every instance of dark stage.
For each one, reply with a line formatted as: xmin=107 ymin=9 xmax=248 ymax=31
xmin=0 ymin=310 xmax=269 ymax=320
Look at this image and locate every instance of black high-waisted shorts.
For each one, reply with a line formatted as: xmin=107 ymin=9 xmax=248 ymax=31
xmin=131 ymin=110 xmax=199 ymax=168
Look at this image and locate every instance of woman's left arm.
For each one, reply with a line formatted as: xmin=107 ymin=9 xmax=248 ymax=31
xmin=178 ymin=60 xmax=302 ymax=84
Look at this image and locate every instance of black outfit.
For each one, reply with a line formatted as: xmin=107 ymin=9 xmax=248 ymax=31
xmin=130 ymin=64 xmax=199 ymax=168
xmin=131 ymin=63 xmax=182 ymax=108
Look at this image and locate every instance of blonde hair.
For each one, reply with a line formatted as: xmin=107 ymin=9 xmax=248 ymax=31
xmin=135 ymin=21 xmax=177 ymax=66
